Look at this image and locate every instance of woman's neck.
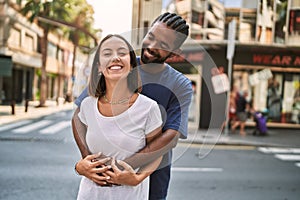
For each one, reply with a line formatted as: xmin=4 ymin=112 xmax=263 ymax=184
xmin=104 ymin=79 xmax=132 ymax=102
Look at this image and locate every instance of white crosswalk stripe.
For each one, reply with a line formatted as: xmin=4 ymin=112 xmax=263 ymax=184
xmin=172 ymin=167 xmax=223 ymax=172
xmin=258 ymin=147 xmax=300 ymax=168
xmin=12 ymin=120 xmax=52 ymax=134
xmin=39 ymin=121 xmax=70 ymax=135
xmin=258 ymin=147 xmax=300 ymax=154
xmin=275 ymin=154 xmax=300 ymax=161
xmin=0 ymin=120 xmax=32 ymax=132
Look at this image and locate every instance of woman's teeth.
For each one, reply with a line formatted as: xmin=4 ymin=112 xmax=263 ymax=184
xmin=109 ymin=66 xmax=122 ymax=70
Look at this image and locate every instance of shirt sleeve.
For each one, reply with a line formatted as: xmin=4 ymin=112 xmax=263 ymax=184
xmin=179 ymin=81 xmax=193 ymax=139
xmin=164 ymin=79 xmax=193 ymax=139
xmin=74 ymin=87 xmax=88 ymax=107
xmin=145 ymin=102 xmax=163 ymax=135
xmin=77 ymin=101 xmax=87 ymax=125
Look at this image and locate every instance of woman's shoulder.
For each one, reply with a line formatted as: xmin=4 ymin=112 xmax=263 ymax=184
xmin=138 ymin=93 xmax=157 ymax=104
xmin=81 ymin=96 xmax=97 ymax=107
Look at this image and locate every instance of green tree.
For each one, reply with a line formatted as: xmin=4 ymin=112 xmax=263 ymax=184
xmin=66 ymin=0 xmax=99 ymax=79
xmin=17 ymin=0 xmax=73 ymax=106
xmin=16 ymin=0 xmax=98 ymax=106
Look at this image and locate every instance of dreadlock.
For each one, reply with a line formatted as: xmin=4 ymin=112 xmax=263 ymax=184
xmin=152 ymin=12 xmax=189 ymax=48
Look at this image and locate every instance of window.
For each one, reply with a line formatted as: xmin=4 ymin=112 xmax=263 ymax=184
xmin=8 ymin=28 xmax=21 ymax=47
xmin=143 ymin=21 xmax=149 ymax=38
xmin=47 ymin=42 xmax=56 ymax=58
xmin=24 ymin=34 xmax=34 ymax=52
xmin=192 ymin=10 xmax=204 ymax=26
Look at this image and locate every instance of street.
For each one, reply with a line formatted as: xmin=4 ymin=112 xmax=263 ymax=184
xmin=0 ymin=110 xmax=300 ymax=200
xmin=169 ymin=144 xmax=300 ymax=200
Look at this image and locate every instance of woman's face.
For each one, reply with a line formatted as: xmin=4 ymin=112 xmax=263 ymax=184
xmin=98 ymin=36 xmax=131 ymax=81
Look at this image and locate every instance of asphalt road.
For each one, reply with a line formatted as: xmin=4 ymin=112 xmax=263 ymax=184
xmin=0 ymin=110 xmax=299 ymax=200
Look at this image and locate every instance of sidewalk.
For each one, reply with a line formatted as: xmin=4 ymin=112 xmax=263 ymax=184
xmin=1 ymin=101 xmax=299 ymax=148
xmin=0 ymin=100 xmax=75 ymax=126
xmin=183 ymin=127 xmax=300 ymax=148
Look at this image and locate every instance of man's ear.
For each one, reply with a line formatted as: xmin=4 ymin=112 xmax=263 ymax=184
xmin=169 ymin=48 xmax=182 ymax=58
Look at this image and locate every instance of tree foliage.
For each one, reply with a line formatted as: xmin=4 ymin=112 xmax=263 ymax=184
xmin=16 ymin=0 xmax=98 ymax=105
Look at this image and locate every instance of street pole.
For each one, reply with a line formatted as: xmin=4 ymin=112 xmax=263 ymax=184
xmin=224 ymin=19 xmax=236 ymax=136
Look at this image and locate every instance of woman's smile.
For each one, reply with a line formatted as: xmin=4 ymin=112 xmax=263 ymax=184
xmin=108 ymin=65 xmax=123 ymax=71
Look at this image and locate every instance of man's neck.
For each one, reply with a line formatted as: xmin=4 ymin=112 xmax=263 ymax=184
xmin=140 ymin=60 xmax=167 ymax=74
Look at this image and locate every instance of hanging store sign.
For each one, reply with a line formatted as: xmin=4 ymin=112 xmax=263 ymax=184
xmin=249 ymin=68 xmax=273 ymax=86
xmin=211 ymin=67 xmax=230 ymax=94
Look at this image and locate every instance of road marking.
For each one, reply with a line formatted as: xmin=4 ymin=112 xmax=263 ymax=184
xmin=12 ymin=120 xmax=52 ymax=134
xmin=291 ymin=149 xmax=300 ymax=154
xmin=0 ymin=120 xmax=32 ymax=132
xmin=295 ymin=163 xmax=300 ymax=168
xmin=39 ymin=121 xmax=70 ymax=134
xmin=258 ymin=147 xmax=300 ymax=154
xmin=274 ymin=154 xmax=300 ymax=161
xmin=178 ymin=143 xmax=255 ymax=150
xmin=171 ymin=167 xmax=223 ymax=172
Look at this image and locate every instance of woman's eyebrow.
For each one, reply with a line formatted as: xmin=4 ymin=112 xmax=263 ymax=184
xmin=117 ymin=47 xmax=129 ymax=51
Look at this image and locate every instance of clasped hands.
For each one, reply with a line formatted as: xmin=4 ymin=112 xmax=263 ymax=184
xmin=75 ymin=152 xmax=141 ymax=186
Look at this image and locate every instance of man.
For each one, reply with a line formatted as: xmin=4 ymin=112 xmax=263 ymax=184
xmin=73 ymin=12 xmax=193 ymax=200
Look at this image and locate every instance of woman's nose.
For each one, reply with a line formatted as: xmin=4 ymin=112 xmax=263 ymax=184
xmin=112 ymin=55 xmax=120 ymax=62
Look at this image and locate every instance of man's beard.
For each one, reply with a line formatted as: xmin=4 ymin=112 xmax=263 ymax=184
xmin=141 ymin=48 xmax=170 ymax=64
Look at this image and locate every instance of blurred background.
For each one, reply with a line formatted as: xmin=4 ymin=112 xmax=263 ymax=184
xmin=1 ymin=0 xmax=300 ymax=129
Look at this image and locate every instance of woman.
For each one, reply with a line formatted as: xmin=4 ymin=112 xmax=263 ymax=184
xmin=76 ymin=34 xmax=163 ymax=199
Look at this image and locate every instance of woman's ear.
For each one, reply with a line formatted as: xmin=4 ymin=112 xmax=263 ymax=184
xmin=98 ymin=63 xmax=103 ymax=73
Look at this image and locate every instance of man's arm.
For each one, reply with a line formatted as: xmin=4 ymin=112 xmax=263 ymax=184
xmin=124 ymin=79 xmax=193 ymax=169
xmin=72 ymin=107 xmax=90 ymax=158
xmin=124 ymin=129 xmax=180 ymax=169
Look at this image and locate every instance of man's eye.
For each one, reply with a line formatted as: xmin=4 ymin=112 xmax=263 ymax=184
xmin=161 ymin=44 xmax=168 ymax=50
xmin=147 ymin=34 xmax=154 ymax=40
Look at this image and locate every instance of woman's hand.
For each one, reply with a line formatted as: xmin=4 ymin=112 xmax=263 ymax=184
xmin=75 ymin=152 xmax=112 ymax=186
xmin=106 ymin=158 xmax=142 ymax=186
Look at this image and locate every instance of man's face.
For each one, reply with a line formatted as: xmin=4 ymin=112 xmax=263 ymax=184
xmin=141 ymin=22 xmax=178 ymax=64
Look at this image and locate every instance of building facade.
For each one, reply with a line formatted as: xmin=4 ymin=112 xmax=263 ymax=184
xmin=133 ymin=0 xmax=300 ymax=128
xmin=226 ymin=0 xmax=300 ymax=127
xmin=0 ymin=1 xmax=86 ymax=107
xmin=131 ymin=0 xmax=162 ymax=48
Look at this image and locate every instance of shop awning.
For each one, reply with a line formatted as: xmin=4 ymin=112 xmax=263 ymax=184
xmin=0 ymin=55 xmax=12 ymax=77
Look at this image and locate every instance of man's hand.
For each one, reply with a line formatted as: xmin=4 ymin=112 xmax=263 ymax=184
xmin=75 ymin=153 xmax=112 ymax=186
xmin=106 ymin=158 xmax=141 ymax=186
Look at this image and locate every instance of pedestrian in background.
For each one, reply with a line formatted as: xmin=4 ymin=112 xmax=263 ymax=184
xmin=231 ymin=90 xmax=249 ymax=136
xmin=228 ymin=90 xmax=237 ymax=129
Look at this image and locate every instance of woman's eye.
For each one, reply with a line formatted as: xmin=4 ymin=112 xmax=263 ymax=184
xmin=103 ymin=53 xmax=111 ymax=57
xmin=118 ymin=52 xmax=126 ymax=56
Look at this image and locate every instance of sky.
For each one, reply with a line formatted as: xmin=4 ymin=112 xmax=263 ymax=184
xmin=86 ymin=0 xmax=133 ymax=37
xmin=224 ymin=0 xmax=242 ymax=8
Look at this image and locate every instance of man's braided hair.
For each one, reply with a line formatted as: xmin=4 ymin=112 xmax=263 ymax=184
xmin=152 ymin=12 xmax=189 ymax=49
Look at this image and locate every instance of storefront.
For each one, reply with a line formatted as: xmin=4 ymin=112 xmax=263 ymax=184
xmin=233 ymin=45 xmax=300 ymax=126
xmin=167 ymin=43 xmax=300 ymax=129
xmin=167 ymin=46 xmax=227 ymax=129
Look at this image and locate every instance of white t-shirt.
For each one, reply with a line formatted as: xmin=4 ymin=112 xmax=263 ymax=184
xmin=77 ymin=94 xmax=162 ymax=200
